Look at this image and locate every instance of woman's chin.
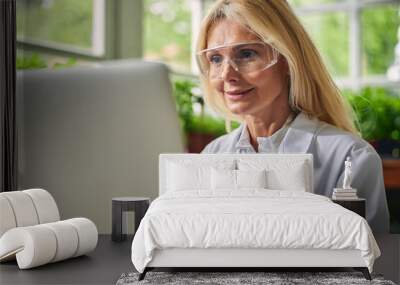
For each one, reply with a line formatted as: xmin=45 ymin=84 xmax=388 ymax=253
xmin=226 ymin=101 xmax=252 ymax=115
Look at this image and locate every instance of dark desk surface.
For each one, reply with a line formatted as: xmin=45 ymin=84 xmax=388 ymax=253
xmin=0 ymin=235 xmax=134 ymax=285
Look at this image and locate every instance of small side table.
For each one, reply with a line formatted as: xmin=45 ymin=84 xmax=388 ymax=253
xmin=332 ymin=198 xmax=366 ymax=218
xmin=112 ymin=197 xmax=150 ymax=242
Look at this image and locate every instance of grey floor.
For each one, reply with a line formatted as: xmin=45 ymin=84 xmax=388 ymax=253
xmin=0 ymin=235 xmax=134 ymax=285
xmin=1 ymin=234 xmax=399 ymax=285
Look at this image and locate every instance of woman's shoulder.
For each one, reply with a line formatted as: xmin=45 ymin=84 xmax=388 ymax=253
xmin=315 ymin=119 xmax=377 ymax=157
xmin=201 ymin=124 xmax=244 ymax=153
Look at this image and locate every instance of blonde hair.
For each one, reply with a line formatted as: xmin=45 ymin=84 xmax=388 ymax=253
xmin=196 ymin=0 xmax=359 ymax=135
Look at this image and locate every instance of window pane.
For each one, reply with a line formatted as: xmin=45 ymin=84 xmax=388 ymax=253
xmin=362 ymin=4 xmax=400 ymax=76
xmin=17 ymin=0 xmax=93 ymax=49
xmin=300 ymin=12 xmax=349 ymax=77
xmin=144 ymin=0 xmax=192 ymax=73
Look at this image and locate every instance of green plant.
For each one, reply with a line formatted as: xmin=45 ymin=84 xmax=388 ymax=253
xmin=16 ymin=53 xmax=47 ymax=70
xmin=173 ymin=79 xmax=196 ymax=133
xmin=16 ymin=53 xmax=77 ymax=70
xmin=173 ymin=79 xmax=400 ymax=141
xmin=343 ymin=87 xmax=400 ymax=141
xmin=173 ymin=79 xmax=241 ymax=137
xmin=188 ymin=115 xmax=227 ymax=137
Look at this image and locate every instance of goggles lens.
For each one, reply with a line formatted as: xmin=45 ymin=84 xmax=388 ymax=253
xmin=196 ymin=42 xmax=279 ymax=78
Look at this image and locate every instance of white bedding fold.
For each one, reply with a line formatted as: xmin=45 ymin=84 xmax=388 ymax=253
xmin=131 ymin=190 xmax=380 ymax=273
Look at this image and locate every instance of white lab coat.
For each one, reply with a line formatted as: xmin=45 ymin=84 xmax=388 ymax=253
xmin=201 ymin=112 xmax=390 ymax=233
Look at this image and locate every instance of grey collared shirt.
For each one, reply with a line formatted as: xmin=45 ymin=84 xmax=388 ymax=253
xmin=201 ymin=112 xmax=390 ymax=233
xmin=236 ymin=112 xmax=295 ymax=153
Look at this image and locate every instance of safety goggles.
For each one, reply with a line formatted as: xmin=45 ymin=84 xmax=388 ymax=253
xmin=196 ymin=41 xmax=279 ymax=78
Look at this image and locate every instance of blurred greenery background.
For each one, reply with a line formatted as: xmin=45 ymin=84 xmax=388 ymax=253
xmin=16 ymin=0 xmax=400 ymax=147
xmin=16 ymin=0 xmax=400 ymax=75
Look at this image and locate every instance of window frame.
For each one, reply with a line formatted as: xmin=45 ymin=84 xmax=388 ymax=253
xmin=15 ymin=0 xmax=399 ymax=90
xmin=192 ymin=0 xmax=400 ymax=90
xmin=16 ymin=0 xmax=106 ymax=59
xmin=293 ymin=0 xmax=399 ymax=89
xmin=16 ymin=0 xmax=144 ymax=61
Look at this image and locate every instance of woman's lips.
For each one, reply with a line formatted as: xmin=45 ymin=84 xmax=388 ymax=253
xmin=224 ymin=88 xmax=254 ymax=101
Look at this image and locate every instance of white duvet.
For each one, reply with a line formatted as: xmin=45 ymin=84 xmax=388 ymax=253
xmin=131 ymin=189 xmax=380 ymax=273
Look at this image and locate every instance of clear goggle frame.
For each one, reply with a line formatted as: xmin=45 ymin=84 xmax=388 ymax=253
xmin=196 ymin=41 xmax=279 ymax=78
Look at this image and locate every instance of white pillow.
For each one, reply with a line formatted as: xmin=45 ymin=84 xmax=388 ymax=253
xmin=166 ymin=160 xmax=235 ymax=191
xmin=211 ymin=168 xmax=267 ymax=190
xmin=267 ymin=163 xmax=307 ymax=191
xmin=167 ymin=163 xmax=209 ymax=191
xmin=211 ymin=168 xmax=236 ymax=190
xmin=236 ymin=169 xmax=267 ymax=189
xmin=237 ymin=159 xmax=309 ymax=192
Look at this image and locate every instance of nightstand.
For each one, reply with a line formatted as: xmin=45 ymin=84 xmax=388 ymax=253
xmin=112 ymin=197 xmax=150 ymax=242
xmin=332 ymin=198 xmax=366 ymax=218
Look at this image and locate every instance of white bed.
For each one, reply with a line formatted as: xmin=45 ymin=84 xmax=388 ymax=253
xmin=131 ymin=154 xmax=380 ymax=281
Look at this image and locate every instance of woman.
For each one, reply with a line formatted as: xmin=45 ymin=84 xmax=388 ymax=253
xmin=196 ymin=0 xmax=389 ymax=232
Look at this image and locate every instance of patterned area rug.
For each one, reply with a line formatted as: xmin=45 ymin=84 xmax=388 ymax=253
xmin=116 ymin=271 xmax=396 ymax=285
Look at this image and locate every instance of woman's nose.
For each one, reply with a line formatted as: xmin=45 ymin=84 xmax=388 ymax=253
xmin=219 ymin=59 xmax=240 ymax=81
